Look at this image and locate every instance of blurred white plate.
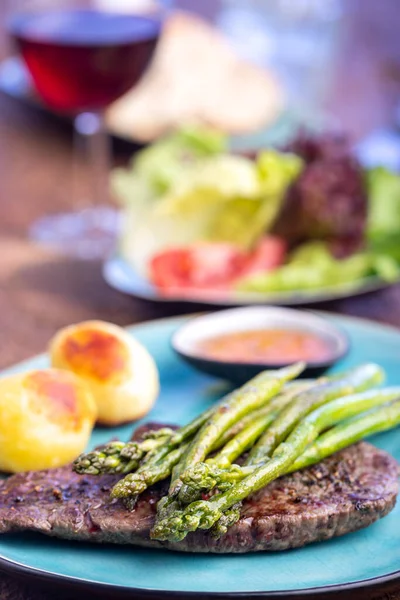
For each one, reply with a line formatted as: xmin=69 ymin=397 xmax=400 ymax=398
xmin=103 ymin=254 xmax=393 ymax=306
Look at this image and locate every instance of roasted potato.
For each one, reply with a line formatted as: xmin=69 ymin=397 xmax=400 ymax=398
xmin=0 ymin=369 xmax=97 ymax=473
xmin=49 ymin=320 xmax=159 ymax=426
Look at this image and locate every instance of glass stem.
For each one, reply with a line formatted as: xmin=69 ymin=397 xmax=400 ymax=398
xmin=73 ymin=111 xmax=110 ymax=222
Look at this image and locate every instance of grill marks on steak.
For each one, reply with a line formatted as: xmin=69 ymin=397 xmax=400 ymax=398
xmin=0 ymin=424 xmax=397 ymax=553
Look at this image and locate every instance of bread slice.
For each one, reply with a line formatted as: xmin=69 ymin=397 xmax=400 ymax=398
xmin=106 ymin=11 xmax=283 ymax=141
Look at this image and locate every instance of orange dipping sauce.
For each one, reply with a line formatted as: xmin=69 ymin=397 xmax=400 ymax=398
xmin=197 ymin=329 xmax=333 ymax=364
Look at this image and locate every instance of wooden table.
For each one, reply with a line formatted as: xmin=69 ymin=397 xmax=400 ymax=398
xmin=1 ymin=0 xmax=400 ymax=598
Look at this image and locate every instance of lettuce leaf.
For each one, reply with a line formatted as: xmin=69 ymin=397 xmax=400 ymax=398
xmin=364 ymin=166 xmax=400 ymax=275
xmin=155 ymin=155 xmax=261 ymax=216
xmin=154 ymin=151 xmax=302 ymax=249
xmin=237 ymin=241 xmax=399 ymax=293
xmin=366 ymin=166 xmax=400 ymax=240
xmin=132 ymin=127 xmax=227 ymax=195
xmin=112 ymin=129 xmax=303 ymax=274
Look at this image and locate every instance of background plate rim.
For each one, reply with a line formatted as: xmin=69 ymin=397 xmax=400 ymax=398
xmin=103 ymin=255 xmax=393 ymax=307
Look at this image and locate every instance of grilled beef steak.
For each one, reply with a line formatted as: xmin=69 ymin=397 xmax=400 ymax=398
xmin=0 ymin=424 xmax=397 ymax=553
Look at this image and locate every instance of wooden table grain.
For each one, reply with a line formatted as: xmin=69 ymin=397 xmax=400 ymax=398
xmin=0 ymin=0 xmax=400 ymax=598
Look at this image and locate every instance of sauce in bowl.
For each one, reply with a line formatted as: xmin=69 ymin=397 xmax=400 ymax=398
xmin=196 ymin=328 xmax=333 ymax=365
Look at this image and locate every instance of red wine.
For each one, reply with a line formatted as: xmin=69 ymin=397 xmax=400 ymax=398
xmin=9 ymin=9 xmax=161 ymax=112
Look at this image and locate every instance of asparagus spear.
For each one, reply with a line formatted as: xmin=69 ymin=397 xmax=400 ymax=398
xmin=110 ymin=399 xmax=288 ymax=498
xmin=247 ymin=363 xmax=384 ymax=464
xmin=160 ymin=374 xmax=305 ymax=457
xmin=109 ymin=381 xmax=303 ymax=498
xmin=151 ymin=386 xmax=399 ymax=542
xmin=209 ymin=393 xmax=400 ymax=536
xmin=168 ymin=363 xmax=305 ymax=495
xmin=73 ymin=440 xmax=159 ymax=476
xmin=133 ymin=404 xmax=222 ymax=470
xmin=177 ymin=407 xmax=276 ymax=504
xmin=74 ymin=376 xmax=310 ymax=478
xmin=177 ymin=382 xmax=316 ymax=503
xmin=110 ymin=392 xmax=400 ymax=507
xmin=73 ymin=405 xmax=265 ymax=478
xmin=182 ymin=393 xmax=400 ymax=491
xmin=287 ymin=395 xmax=400 ymax=473
xmin=212 ymin=380 xmax=317 ymax=468
xmin=111 ymin=443 xmax=189 ymax=498
xmin=178 ymin=366 xmax=384 ymax=499
xmin=74 ymin=401 xmax=221 ymax=477
xmin=108 ymin=380 xmax=309 ymax=502
xmin=111 ymin=368 xmax=302 ymax=484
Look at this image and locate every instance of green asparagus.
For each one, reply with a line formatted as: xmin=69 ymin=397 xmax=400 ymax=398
xmin=177 ymin=382 xmax=316 ymax=503
xmin=111 ymin=400 xmax=270 ymax=502
xmin=168 ymin=363 xmax=305 ymax=495
xmin=112 ymin=393 xmax=400 ymax=507
xmin=179 ymin=395 xmax=400 ymax=494
xmin=72 ymin=358 xmax=400 ymax=547
xmin=182 ymin=391 xmax=400 ymax=491
xmin=151 ymin=386 xmax=399 ymax=542
xmin=111 ymin=443 xmax=189 ymax=499
xmin=74 ymin=401 xmax=220 ymax=477
xmin=74 ymin=375 xmax=310 ymax=479
xmin=247 ymin=363 xmax=384 ymax=464
xmin=213 ymin=381 xmax=316 ymax=468
xmin=74 ymin=404 xmax=267 ymax=478
xmin=105 ymin=379 xmax=306 ymax=500
xmin=73 ymin=440 xmax=156 ymax=475
xmin=178 ymin=366 xmax=385 ymax=499
xmin=287 ymin=395 xmax=400 ymax=473
xmin=94 ymin=388 xmax=400 ymax=511
xmin=112 ymin=368 xmax=301 ymax=484
xmin=177 ymin=407 xmax=275 ymax=504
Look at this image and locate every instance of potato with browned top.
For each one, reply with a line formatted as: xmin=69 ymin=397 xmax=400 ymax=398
xmin=0 ymin=369 xmax=97 ymax=472
xmin=49 ymin=320 xmax=159 ymax=426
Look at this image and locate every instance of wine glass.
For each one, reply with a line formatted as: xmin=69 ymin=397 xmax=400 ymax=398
xmin=7 ymin=0 xmax=167 ymax=258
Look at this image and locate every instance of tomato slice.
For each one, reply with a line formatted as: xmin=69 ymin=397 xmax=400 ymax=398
xmin=241 ymin=236 xmax=287 ymax=277
xmin=149 ymin=237 xmax=287 ymax=293
xmin=150 ymin=243 xmax=245 ymax=291
xmin=149 ymin=248 xmax=191 ymax=290
xmin=188 ymin=243 xmax=246 ymax=287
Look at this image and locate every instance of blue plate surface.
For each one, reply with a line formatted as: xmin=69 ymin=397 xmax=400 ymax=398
xmin=0 ymin=313 xmax=400 ymax=597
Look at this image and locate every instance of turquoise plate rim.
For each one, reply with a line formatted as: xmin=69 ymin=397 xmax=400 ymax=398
xmin=0 ymin=311 xmax=400 ymax=598
xmin=0 ymin=550 xmax=399 ymax=599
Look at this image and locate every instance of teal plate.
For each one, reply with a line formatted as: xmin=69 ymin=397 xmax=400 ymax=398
xmin=1 ymin=313 xmax=400 ymax=598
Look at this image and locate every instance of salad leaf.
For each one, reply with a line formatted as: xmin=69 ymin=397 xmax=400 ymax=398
xmin=206 ymin=196 xmax=283 ymax=249
xmin=130 ymin=126 xmax=227 ymax=195
xmin=371 ymin=252 xmax=400 ymax=282
xmin=366 ymin=166 xmax=400 ymax=240
xmin=369 ymin=232 xmax=400 ymax=264
xmin=257 ymin=150 xmax=303 ymax=196
xmin=156 ymin=155 xmax=262 ymax=216
xmin=237 ymin=241 xmax=399 ymax=293
xmin=365 ymin=166 xmax=400 ymax=273
xmin=155 ymin=150 xmax=303 ymax=249
xmin=112 ymin=129 xmax=303 ymax=275
xmin=112 ymin=127 xmax=228 ymax=275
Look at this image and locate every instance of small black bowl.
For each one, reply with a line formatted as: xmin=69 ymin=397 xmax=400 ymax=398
xmin=171 ymin=307 xmax=350 ymax=384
